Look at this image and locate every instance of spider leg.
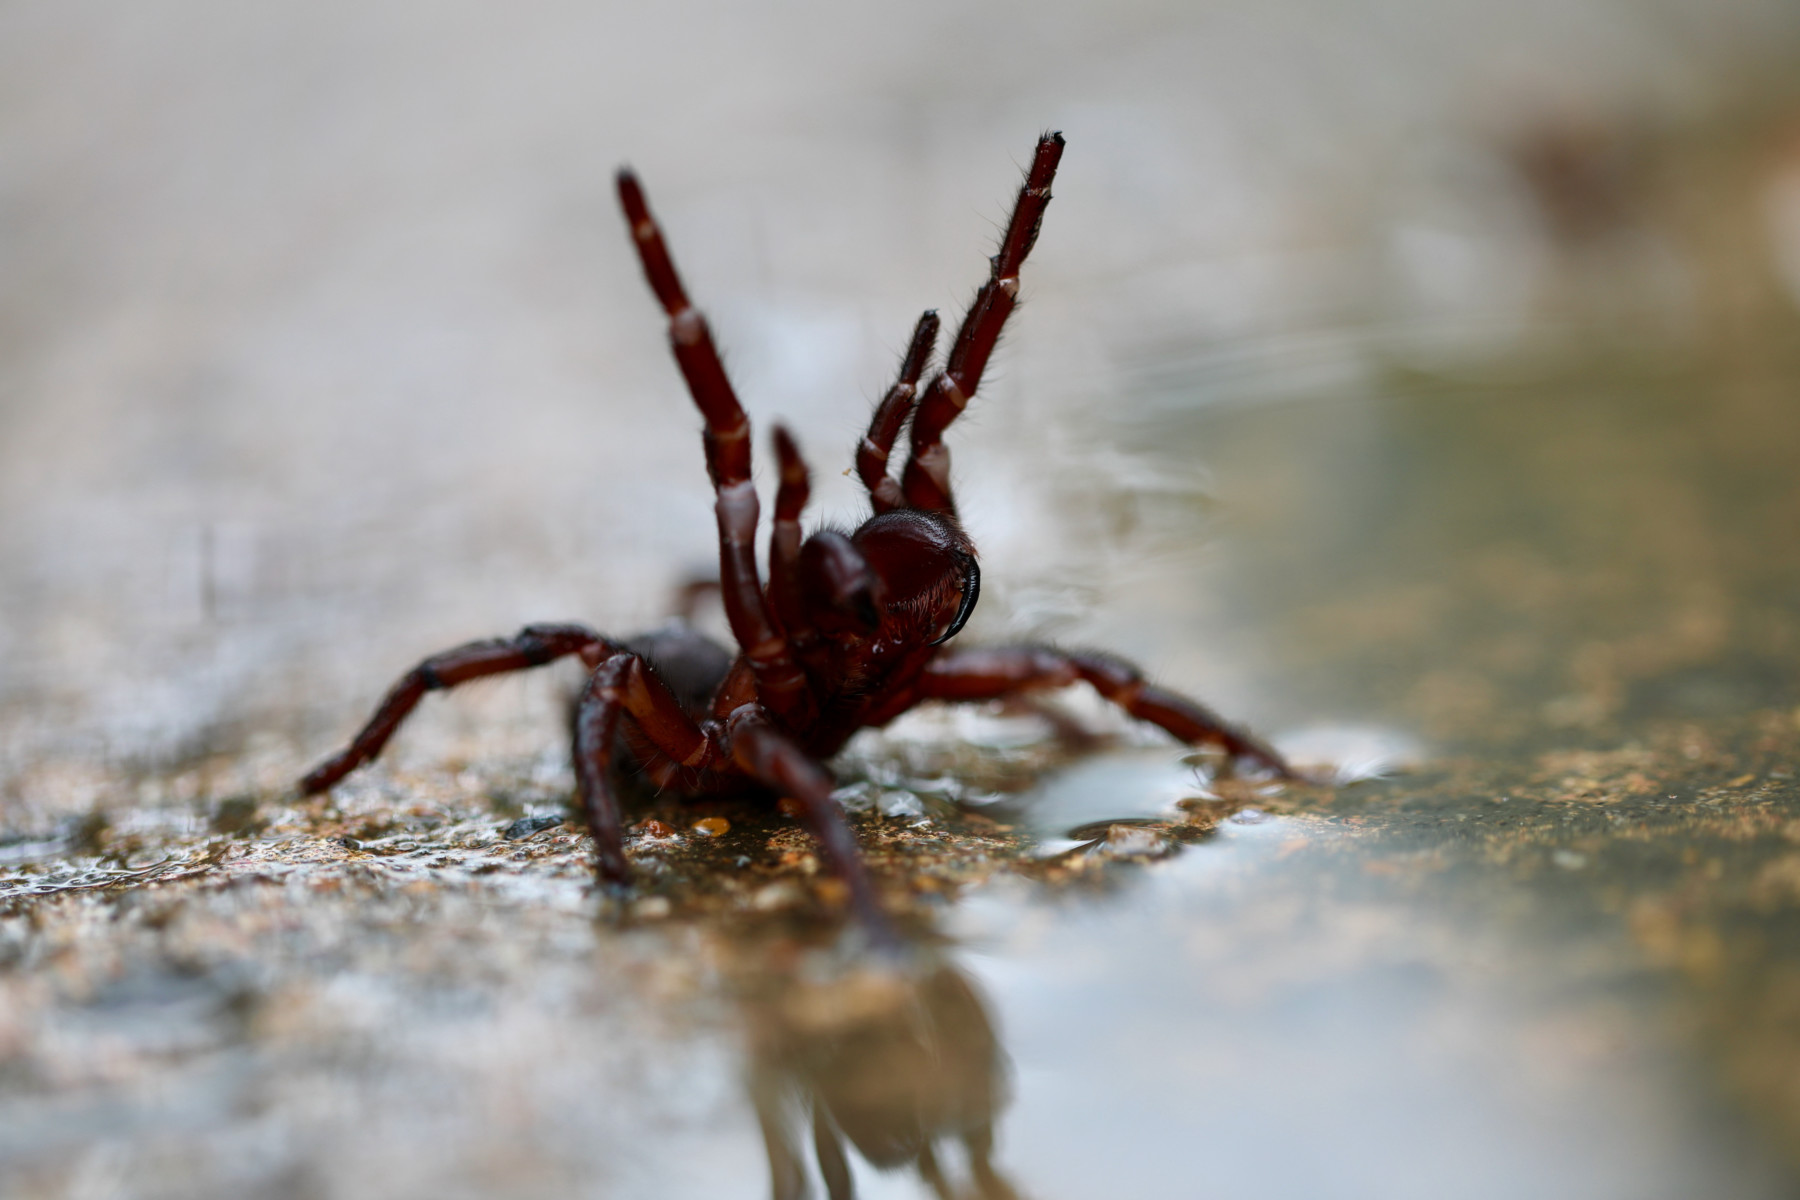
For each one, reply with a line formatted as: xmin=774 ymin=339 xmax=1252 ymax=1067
xmin=573 ymin=650 xmax=714 ymax=884
xmin=767 ymin=432 xmax=882 ymax=649
xmin=901 ymin=133 xmax=1064 ymax=516
xmin=616 ymin=170 xmax=814 ymax=728
xmin=857 ymin=310 xmax=940 ymax=514
xmin=916 ymin=644 xmax=1297 ymax=778
xmin=299 ymin=623 xmax=610 ymax=794
xmin=726 ymin=706 xmax=893 ymax=938
xmin=768 ymin=424 xmax=812 ymax=646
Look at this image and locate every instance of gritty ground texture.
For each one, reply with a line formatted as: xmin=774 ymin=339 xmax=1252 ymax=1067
xmin=5 ymin=706 xmax=1800 ymax=1197
xmin=0 ymin=722 xmax=1285 ymax=1200
xmin=7 ymin=4 xmax=1800 ymax=1197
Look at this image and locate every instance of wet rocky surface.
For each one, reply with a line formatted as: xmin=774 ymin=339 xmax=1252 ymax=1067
xmin=7 ymin=5 xmax=1800 ymax=1196
xmin=7 ymin=695 xmax=1800 ymax=1196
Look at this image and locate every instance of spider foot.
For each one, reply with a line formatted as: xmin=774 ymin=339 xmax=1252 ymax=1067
xmin=299 ymin=757 xmax=351 ymax=796
xmin=1242 ymin=745 xmax=1329 ymax=787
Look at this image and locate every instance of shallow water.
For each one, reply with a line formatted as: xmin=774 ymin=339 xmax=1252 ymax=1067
xmin=7 ymin=3 xmax=1800 ymax=1197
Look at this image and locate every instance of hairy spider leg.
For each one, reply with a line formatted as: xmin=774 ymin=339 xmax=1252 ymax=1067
xmin=901 ymin=133 xmax=1064 ymax=516
xmin=616 ymin=170 xmax=814 ymax=729
xmin=857 ymin=310 xmax=940 ymax=515
xmin=768 ymin=424 xmax=812 ymax=646
xmin=571 ymin=651 xmax=712 ymax=884
xmin=299 ymin=623 xmax=610 ymax=794
xmin=913 ymin=644 xmax=1297 ymax=778
xmin=727 ymin=707 xmax=893 ymax=938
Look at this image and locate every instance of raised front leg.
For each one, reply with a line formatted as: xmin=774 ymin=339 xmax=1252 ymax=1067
xmin=917 ymin=644 xmax=1296 ymax=778
xmin=616 ymin=170 xmax=813 ymax=729
xmin=767 ymin=424 xmax=812 ymax=647
xmin=902 ymin=133 xmax=1063 ymax=516
xmin=300 ymin=623 xmax=610 ymax=793
xmin=857 ymin=309 xmax=940 ymax=514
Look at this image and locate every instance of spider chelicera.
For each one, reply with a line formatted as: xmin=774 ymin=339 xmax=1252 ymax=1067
xmin=299 ymin=132 xmax=1297 ymax=929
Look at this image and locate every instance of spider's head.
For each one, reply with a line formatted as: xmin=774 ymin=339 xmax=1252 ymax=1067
xmin=799 ymin=510 xmax=979 ymax=647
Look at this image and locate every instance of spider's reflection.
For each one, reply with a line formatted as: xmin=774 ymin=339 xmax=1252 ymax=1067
xmin=730 ymin=932 xmax=1022 ymax=1200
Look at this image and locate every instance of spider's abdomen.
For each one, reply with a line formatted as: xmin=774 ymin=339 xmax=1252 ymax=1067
xmin=620 ymin=624 xmax=734 ymax=720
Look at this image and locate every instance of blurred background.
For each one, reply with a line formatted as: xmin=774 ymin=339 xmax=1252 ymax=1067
xmin=4 ymin=0 xmax=1798 ymax=786
xmin=6 ymin=1 xmax=1800 ymax=1197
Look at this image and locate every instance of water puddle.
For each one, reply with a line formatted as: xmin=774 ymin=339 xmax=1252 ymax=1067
xmin=5 ymin=6 xmax=1800 ymax=1196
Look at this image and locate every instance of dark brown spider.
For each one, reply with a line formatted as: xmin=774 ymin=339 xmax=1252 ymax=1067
xmin=298 ymin=132 xmax=1295 ymax=930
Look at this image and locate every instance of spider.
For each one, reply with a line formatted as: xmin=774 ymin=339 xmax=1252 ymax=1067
xmin=298 ymin=132 xmax=1296 ymax=930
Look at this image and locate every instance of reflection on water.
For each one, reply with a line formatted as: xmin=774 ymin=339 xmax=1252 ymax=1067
xmin=6 ymin=1 xmax=1800 ymax=1197
xmin=2 ymin=729 xmax=1799 ymax=1198
xmin=720 ymin=768 xmax=1798 ymax=1200
xmin=742 ymin=952 xmax=1017 ymax=1200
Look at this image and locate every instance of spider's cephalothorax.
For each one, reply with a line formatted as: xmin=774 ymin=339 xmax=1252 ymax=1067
xmin=299 ymin=133 xmax=1296 ymax=932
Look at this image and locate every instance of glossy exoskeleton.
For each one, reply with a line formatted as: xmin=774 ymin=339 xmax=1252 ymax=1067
xmin=299 ymin=132 xmax=1295 ymax=930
